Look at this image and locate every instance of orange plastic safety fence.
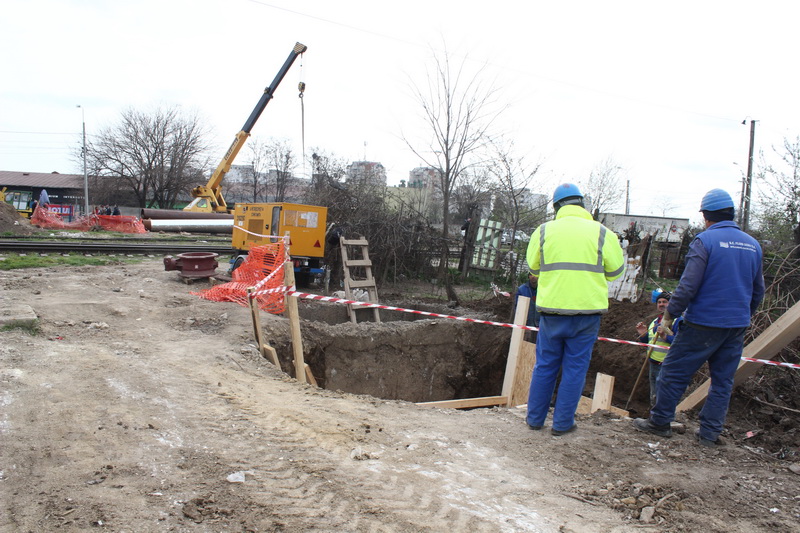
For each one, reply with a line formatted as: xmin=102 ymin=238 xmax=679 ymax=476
xmin=192 ymin=243 xmax=287 ymax=314
xmin=30 ymin=208 xmax=146 ymax=234
xmin=96 ymin=214 xmax=147 ymax=234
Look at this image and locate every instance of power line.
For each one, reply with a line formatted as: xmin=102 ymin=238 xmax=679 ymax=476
xmin=0 ymin=130 xmax=74 ymax=135
xmin=244 ymin=1 xmax=744 ymax=126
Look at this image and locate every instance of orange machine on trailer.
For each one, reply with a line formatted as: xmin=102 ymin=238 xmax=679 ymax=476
xmin=231 ymin=202 xmax=327 ymax=284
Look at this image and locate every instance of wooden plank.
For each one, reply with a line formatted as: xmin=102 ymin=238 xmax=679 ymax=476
xmin=678 ymin=300 xmax=800 ymax=412
xmin=502 ymin=296 xmax=530 ymax=404
xmin=304 ymin=363 xmax=318 ymax=387
xmin=262 ymin=344 xmax=280 ymax=368
xmin=283 ymin=261 xmax=306 ymax=383
xmin=344 ymin=259 xmax=372 ymax=267
xmin=416 ymin=396 xmax=508 ymax=409
xmin=576 ymin=395 xmax=629 ymax=418
xmin=347 ymin=279 xmax=379 ymax=289
xmin=509 ymin=341 xmax=536 ymax=407
xmin=340 ymin=236 xmax=355 ymax=322
xmin=246 ymin=287 xmax=280 ymax=368
xmin=341 ymin=238 xmax=368 ymax=246
xmin=591 ymin=373 xmax=615 ymax=412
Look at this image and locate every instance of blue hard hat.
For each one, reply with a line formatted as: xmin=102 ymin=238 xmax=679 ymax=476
xmin=553 ymin=183 xmax=583 ymax=204
xmin=651 ymin=289 xmax=671 ymax=303
xmin=700 ymin=189 xmax=735 ymax=211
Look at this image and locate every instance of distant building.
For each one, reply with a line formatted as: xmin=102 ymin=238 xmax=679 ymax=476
xmin=408 ymin=167 xmax=438 ymax=189
xmin=384 ymin=166 xmax=442 ymax=221
xmin=0 ymin=170 xmax=85 ymax=213
xmin=346 ymin=161 xmax=386 ymax=186
xmin=225 ymin=164 xmax=310 ymax=203
xmin=226 ymin=164 xmax=255 ymax=183
xmin=519 ymin=190 xmax=549 ymax=212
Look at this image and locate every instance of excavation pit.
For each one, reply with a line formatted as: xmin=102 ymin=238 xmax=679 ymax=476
xmin=269 ymin=300 xmax=513 ymax=403
xmin=266 ymin=296 xmax=660 ymax=413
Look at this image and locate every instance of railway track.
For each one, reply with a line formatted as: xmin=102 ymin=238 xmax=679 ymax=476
xmin=0 ymin=240 xmax=232 ymax=255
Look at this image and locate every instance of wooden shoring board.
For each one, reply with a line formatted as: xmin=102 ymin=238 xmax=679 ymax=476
xmin=677 ymin=299 xmax=800 ymax=412
xmin=304 ymin=363 xmax=318 ymax=387
xmin=246 ymin=287 xmax=280 ymax=368
xmin=576 ymin=396 xmax=629 ymax=418
xmin=340 ymin=236 xmax=381 ymax=324
xmin=590 ymin=373 xmax=615 ymax=412
xmin=509 ymin=341 xmax=536 ymax=407
xmin=416 ymin=396 xmax=508 ymax=409
xmin=283 ymin=261 xmax=307 ymax=384
xmin=502 ymin=295 xmax=530 ymax=404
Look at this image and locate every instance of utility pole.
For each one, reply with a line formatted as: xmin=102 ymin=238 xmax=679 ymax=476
xmin=625 ymin=180 xmax=630 ymax=215
xmin=743 ymin=119 xmax=756 ymax=232
xmin=737 ymin=169 xmax=746 ymax=226
xmin=77 ymin=105 xmax=89 ymax=215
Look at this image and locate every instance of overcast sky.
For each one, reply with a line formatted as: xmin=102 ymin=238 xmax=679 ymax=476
xmin=2 ymin=0 xmax=799 ymax=223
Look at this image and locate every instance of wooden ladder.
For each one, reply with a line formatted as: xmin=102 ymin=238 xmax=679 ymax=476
xmin=340 ymin=236 xmax=381 ymax=324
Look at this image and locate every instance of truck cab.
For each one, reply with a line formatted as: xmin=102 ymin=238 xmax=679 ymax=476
xmin=1 ymin=188 xmax=34 ymax=218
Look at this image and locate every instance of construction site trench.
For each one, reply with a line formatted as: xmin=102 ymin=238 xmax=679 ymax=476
xmin=290 ymin=298 xmax=512 ymax=404
xmin=3 ymin=204 xmax=800 ymax=532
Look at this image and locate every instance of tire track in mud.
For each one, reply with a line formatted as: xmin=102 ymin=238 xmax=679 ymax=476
xmin=54 ymin=329 xmax=445 ymax=532
xmin=203 ymin=366 xmax=559 ymax=533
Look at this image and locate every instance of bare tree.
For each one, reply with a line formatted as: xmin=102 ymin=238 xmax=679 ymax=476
xmin=652 ymin=198 xmax=677 ymax=217
xmin=756 ymin=136 xmax=800 ymax=253
xmin=581 ymin=157 xmax=625 ymax=217
xmin=486 ymin=140 xmax=547 ymax=278
xmin=300 ymin=149 xmax=440 ymax=289
xmin=452 ymin=167 xmax=492 ymax=221
xmin=305 ymin=150 xmax=348 ymax=201
xmin=265 ymin=138 xmax=296 ymax=202
xmin=244 ymin=138 xmax=269 ymax=202
xmin=87 ymin=106 xmax=210 ymax=208
xmin=488 ymin=140 xmax=546 ymax=233
xmin=403 ymin=46 xmax=500 ymax=301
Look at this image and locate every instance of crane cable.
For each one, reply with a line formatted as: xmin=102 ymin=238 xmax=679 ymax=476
xmin=298 ymin=52 xmax=306 ymax=178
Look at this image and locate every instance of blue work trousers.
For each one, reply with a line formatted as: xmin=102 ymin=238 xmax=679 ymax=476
xmin=526 ymin=314 xmax=601 ymax=432
xmin=648 ymin=360 xmax=662 ymax=407
xmin=650 ymin=321 xmax=746 ymax=441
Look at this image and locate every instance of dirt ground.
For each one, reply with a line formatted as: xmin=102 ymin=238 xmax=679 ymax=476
xmin=1 ymin=205 xmax=800 ymax=532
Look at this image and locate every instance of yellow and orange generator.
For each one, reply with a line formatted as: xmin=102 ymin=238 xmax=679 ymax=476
xmin=231 ymin=202 xmax=327 ymax=283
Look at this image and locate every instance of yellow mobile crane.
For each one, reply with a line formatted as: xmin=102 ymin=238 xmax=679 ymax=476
xmin=183 ymin=42 xmax=307 ymax=214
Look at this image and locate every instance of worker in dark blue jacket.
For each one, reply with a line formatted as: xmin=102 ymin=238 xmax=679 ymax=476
xmin=633 ymin=189 xmax=765 ymax=446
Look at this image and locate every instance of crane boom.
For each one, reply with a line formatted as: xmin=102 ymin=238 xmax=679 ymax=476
xmin=185 ymin=42 xmax=307 ymax=213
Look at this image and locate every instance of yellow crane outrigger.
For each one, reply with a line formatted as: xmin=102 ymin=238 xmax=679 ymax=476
xmin=183 ymin=42 xmax=307 ymax=214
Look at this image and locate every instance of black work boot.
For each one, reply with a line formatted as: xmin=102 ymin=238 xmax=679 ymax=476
xmin=633 ymin=418 xmax=672 ymax=438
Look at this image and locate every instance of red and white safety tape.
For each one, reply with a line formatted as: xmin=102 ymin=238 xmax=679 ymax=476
xmin=232 ymin=226 xmax=290 ymax=241
xmin=490 ymin=283 xmax=511 ymax=298
xmin=742 ymin=357 xmax=800 ymax=369
xmin=250 ymin=284 xmax=295 ymax=297
xmin=245 ymin=287 xmax=800 ymax=370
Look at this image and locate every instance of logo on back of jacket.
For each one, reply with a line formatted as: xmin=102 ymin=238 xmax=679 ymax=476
xmin=719 ymin=240 xmax=757 ymax=252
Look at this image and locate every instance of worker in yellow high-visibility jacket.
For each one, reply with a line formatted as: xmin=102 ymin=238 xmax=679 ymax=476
xmin=525 ymin=183 xmax=625 ymax=436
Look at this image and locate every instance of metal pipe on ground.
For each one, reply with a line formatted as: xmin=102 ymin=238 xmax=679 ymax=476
xmin=143 ymin=218 xmax=233 ymax=234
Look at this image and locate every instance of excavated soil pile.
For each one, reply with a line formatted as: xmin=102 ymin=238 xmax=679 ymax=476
xmin=0 ymin=201 xmax=39 ymax=235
